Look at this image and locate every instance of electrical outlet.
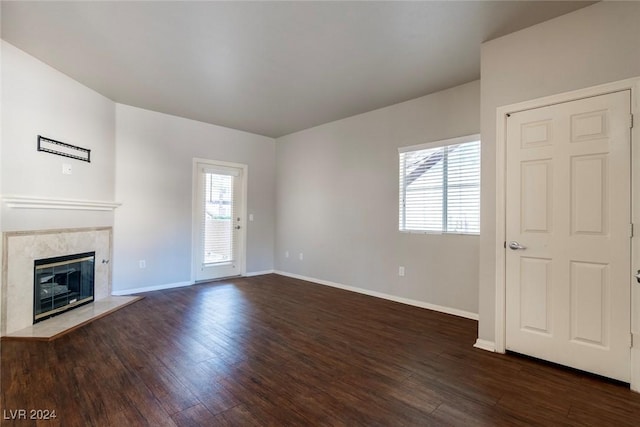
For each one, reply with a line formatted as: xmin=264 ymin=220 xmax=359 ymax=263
xmin=398 ymin=266 xmax=405 ymax=277
xmin=139 ymin=260 xmax=146 ymax=269
xmin=299 ymin=253 xmax=304 ymax=261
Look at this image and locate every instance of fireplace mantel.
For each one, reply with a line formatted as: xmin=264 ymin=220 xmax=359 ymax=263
xmin=2 ymin=195 xmax=121 ymax=211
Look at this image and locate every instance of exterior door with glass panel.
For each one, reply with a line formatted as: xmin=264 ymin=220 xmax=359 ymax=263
xmin=505 ymin=91 xmax=631 ymax=382
xmin=194 ymin=162 xmax=244 ymax=281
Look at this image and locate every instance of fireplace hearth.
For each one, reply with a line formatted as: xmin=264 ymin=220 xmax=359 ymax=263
xmin=34 ymin=252 xmax=95 ymax=323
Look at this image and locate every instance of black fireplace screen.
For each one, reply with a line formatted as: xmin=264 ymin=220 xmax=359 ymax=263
xmin=33 ymin=252 xmax=95 ymax=323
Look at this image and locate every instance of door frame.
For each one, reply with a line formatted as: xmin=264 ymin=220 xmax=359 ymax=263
xmin=494 ymin=77 xmax=640 ymax=391
xmin=191 ymin=158 xmax=248 ymax=282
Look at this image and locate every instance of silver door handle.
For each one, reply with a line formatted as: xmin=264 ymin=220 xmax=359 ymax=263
xmin=508 ymin=241 xmax=527 ymax=250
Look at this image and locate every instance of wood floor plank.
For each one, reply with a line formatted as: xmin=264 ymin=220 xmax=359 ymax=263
xmin=133 ymin=365 xmax=201 ymax=416
xmin=3 ymin=273 xmax=640 ymax=426
xmin=209 ymin=404 xmax=263 ymax=427
xmin=170 ymin=404 xmax=217 ymax=427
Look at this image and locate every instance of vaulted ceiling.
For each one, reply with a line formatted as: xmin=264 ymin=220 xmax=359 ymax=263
xmin=1 ymin=1 xmax=595 ymax=137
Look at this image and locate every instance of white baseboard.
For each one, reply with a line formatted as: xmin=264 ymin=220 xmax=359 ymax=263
xmin=244 ymin=270 xmax=275 ymax=277
xmin=111 ymin=271 xmax=276 ymax=295
xmin=111 ymin=280 xmax=193 ymax=296
xmin=273 ymin=270 xmax=479 ymax=321
xmin=473 ymin=339 xmax=496 ymax=352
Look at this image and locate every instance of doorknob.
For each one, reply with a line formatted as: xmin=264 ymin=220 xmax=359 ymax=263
xmin=508 ymin=241 xmax=527 ymax=250
xmin=235 ymin=225 xmax=241 ymax=230
xmin=635 ymin=270 xmax=640 ymax=283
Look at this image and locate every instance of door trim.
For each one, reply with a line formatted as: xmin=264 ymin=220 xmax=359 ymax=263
xmin=494 ymin=77 xmax=640 ymax=391
xmin=191 ymin=158 xmax=248 ymax=282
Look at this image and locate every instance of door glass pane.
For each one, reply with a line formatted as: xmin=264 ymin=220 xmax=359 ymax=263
xmin=203 ymin=172 xmax=234 ymax=265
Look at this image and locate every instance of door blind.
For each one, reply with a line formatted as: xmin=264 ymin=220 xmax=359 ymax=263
xmin=202 ymin=171 xmax=235 ymax=265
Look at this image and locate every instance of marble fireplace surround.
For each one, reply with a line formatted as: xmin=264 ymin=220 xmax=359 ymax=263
xmin=2 ymin=227 xmax=119 ymax=336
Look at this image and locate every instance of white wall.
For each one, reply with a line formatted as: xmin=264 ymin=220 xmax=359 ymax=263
xmin=1 ymin=41 xmax=116 ymax=231
xmin=479 ymin=2 xmax=640 ymax=342
xmin=113 ymin=105 xmax=276 ymax=292
xmin=276 ymin=81 xmax=480 ymax=315
xmin=1 ymin=40 xmax=116 ymax=334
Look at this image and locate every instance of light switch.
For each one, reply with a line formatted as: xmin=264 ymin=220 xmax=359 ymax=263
xmin=62 ymin=163 xmax=72 ymax=175
xmin=249 ymin=214 xmax=254 ymax=221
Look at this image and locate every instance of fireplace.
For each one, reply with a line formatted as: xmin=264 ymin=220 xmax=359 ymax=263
xmin=33 ymin=252 xmax=95 ymax=323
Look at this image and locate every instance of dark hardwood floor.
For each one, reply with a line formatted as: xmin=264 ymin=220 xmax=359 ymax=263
xmin=2 ymin=273 xmax=640 ymax=426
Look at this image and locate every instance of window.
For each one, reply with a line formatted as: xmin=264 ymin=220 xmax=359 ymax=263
xmin=399 ymin=135 xmax=480 ymax=234
xmin=203 ymin=172 xmax=234 ymax=264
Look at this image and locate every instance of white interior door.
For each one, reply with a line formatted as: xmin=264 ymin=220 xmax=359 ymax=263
xmin=505 ymin=90 xmax=632 ymax=382
xmin=194 ymin=161 xmax=245 ymax=281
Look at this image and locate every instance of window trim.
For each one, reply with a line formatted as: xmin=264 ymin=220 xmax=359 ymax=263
xmin=398 ymin=133 xmax=481 ymax=154
xmin=398 ymin=133 xmax=481 ymax=236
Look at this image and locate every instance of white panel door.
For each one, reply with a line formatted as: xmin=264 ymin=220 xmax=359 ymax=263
xmin=505 ymin=91 xmax=631 ymax=382
xmin=194 ymin=162 xmax=244 ymax=281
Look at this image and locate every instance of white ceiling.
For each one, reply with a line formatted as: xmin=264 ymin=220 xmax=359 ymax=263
xmin=1 ymin=1 xmax=595 ymax=138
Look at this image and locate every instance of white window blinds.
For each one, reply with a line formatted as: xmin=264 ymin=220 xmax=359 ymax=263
xmin=202 ymin=170 xmax=236 ymax=265
xmin=399 ymin=136 xmax=480 ymax=234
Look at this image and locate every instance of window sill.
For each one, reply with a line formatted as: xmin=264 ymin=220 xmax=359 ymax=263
xmin=399 ymin=230 xmax=479 ymax=236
